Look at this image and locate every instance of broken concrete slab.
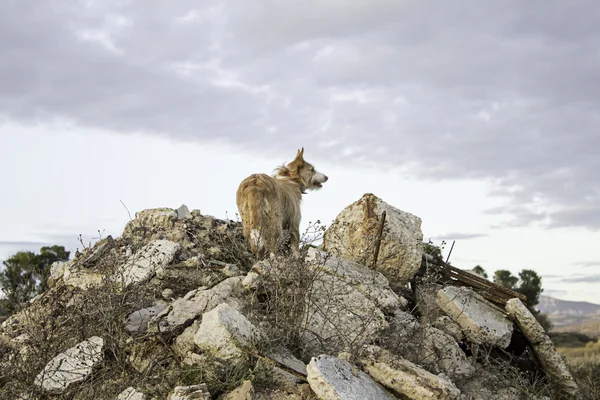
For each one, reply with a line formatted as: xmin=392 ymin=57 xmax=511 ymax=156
xmin=436 ymin=286 xmax=513 ymax=348
xmin=114 ymin=239 xmax=180 ymax=287
xmin=307 ymin=354 xmax=396 ymax=400
xmin=358 ymin=345 xmax=461 ymax=400
xmin=506 ymin=298 xmax=580 ymax=399
xmin=34 ymin=336 xmax=104 ymax=391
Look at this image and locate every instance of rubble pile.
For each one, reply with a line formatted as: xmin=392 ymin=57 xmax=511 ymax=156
xmin=0 ymin=195 xmax=580 ymax=399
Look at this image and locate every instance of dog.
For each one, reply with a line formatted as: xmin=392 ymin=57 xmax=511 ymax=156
xmin=236 ymin=148 xmax=328 ymax=258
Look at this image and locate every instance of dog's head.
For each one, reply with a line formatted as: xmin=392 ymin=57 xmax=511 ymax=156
xmin=277 ymin=148 xmax=328 ymax=191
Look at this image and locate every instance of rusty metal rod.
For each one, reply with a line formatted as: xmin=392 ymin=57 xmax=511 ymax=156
xmin=372 ymin=211 xmax=386 ymax=267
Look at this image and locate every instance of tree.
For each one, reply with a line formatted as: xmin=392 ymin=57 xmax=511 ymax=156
xmin=472 ymin=265 xmax=488 ymax=279
xmin=493 ymin=270 xmax=519 ymax=290
xmin=493 ymin=268 xmax=544 ymax=311
xmin=34 ymin=245 xmax=71 ymax=293
xmin=516 ymin=269 xmax=543 ymax=310
xmin=0 ymin=246 xmax=70 ymax=313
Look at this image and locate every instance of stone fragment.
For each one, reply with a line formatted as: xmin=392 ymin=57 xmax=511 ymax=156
xmin=117 ymin=387 xmax=147 ymax=400
xmin=307 ymin=354 xmax=396 ymax=400
xmin=125 ymin=302 xmax=169 ymax=333
xmin=358 ymin=345 xmax=461 ymax=400
xmin=506 ymin=298 xmax=580 ymax=399
xmin=176 ymin=204 xmax=193 ymax=220
xmin=322 ymin=193 xmax=423 ymax=287
xmin=194 ymin=303 xmax=262 ymax=365
xmin=114 ymin=239 xmax=180 ymax=287
xmin=155 ymin=276 xmax=243 ymax=331
xmin=436 ymin=286 xmax=513 ymax=348
xmin=167 ymin=384 xmax=211 ymax=400
xmin=34 ymin=336 xmax=104 ymax=391
xmin=223 ymin=380 xmax=255 ymax=400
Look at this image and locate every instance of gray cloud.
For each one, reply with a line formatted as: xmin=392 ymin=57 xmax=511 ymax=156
xmin=434 ymin=233 xmax=489 ymax=241
xmin=2 ymin=1 xmax=600 ymax=229
xmin=572 ymin=261 xmax=600 ymax=268
xmin=561 ymin=274 xmax=600 ymax=284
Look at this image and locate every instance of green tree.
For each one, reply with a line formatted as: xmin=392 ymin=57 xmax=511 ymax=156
xmin=493 ymin=268 xmax=544 ymax=311
xmin=0 ymin=246 xmax=70 ymax=313
xmin=472 ymin=265 xmax=488 ymax=279
xmin=34 ymin=245 xmax=71 ymax=293
xmin=516 ymin=269 xmax=543 ymax=310
xmin=493 ymin=269 xmax=519 ymax=290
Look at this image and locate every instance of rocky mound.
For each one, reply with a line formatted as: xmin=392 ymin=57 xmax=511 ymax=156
xmin=0 ymin=195 xmax=581 ymax=399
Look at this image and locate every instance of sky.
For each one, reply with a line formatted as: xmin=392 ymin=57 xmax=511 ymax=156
xmin=1 ymin=0 xmax=599 ymax=304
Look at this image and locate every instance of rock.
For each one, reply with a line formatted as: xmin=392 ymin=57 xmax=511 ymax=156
xmin=48 ymin=259 xmax=104 ymax=290
xmin=117 ymin=387 xmax=147 ymax=400
xmin=162 ymin=288 xmax=174 ymax=300
xmin=296 ymin=249 xmax=397 ymax=355
xmin=125 ymin=302 xmax=169 ymax=333
xmin=47 ymin=260 xmax=69 ymax=288
xmin=122 ymin=208 xmax=178 ymax=239
xmin=173 ymin=320 xmax=202 ymax=359
xmin=306 ymin=248 xmax=401 ymax=312
xmin=63 ymin=269 xmax=104 ymax=290
xmin=114 ymin=239 xmax=180 ymax=287
xmin=176 ymin=204 xmax=193 ymax=220
xmin=358 ymin=345 xmax=461 ymax=400
xmin=322 ymin=193 xmax=423 ymax=287
xmin=194 ymin=303 xmax=262 ymax=365
xmin=505 ymin=298 xmax=580 ymax=399
xmin=433 ymin=316 xmax=465 ymax=342
xmin=306 ymin=354 xmax=396 ymax=400
xmin=223 ymin=380 xmax=254 ymax=400
xmin=415 ymin=283 xmax=445 ymax=324
xmin=459 ymin=378 xmax=520 ymax=400
xmin=300 ymin=270 xmax=389 ymax=356
xmin=34 ymin=336 xmax=104 ymax=391
xmin=436 ymin=286 xmax=513 ymax=348
xmin=417 ymin=326 xmax=474 ymax=377
xmin=155 ymin=276 xmax=244 ymax=331
xmin=168 ymin=384 xmax=211 ymax=400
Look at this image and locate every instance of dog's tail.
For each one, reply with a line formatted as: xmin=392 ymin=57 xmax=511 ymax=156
xmin=236 ymin=177 xmax=269 ymax=254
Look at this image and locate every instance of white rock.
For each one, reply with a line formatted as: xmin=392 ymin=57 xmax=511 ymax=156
xmin=114 ymin=240 xmax=180 ymax=287
xmin=222 ymin=380 xmax=254 ymax=400
xmin=505 ymin=298 xmax=580 ymax=399
xmin=298 ymin=249 xmax=398 ymax=355
xmin=322 ymin=193 xmax=423 ymax=287
xmin=47 ymin=261 xmax=69 ymax=288
xmin=418 ymin=326 xmax=474 ymax=377
xmin=194 ymin=303 xmax=262 ymax=364
xmin=359 ymin=345 xmax=461 ymax=400
xmin=168 ymin=384 xmax=211 ymax=400
xmin=156 ymin=277 xmax=244 ymax=331
xmin=436 ymin=286 xmax=514 ymax=348
xmin=306 ymin=248 xmax=401 ymax=312
xmin=307 ymin=354 xmax=396 ymax=400
xmin=34 ymin=336 xmax=104 ymax=391
xmin=300 ymin=271 xmax=389 ymax=356
xmin=117 ymin=387 xmax=147 ymax=400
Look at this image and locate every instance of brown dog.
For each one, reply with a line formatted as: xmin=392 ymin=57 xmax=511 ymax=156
xmin=236 ymin=148 xmax=328 ymax=258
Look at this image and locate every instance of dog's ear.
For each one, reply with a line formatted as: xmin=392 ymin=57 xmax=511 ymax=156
xmin=294 ymin=148 xmax=305 ymax=162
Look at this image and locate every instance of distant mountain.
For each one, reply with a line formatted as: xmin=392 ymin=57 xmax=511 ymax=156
xmin=538 ymin=296 xmax=600 ymax=316
xmin=538 ymin=296 xmax=600 ymax=331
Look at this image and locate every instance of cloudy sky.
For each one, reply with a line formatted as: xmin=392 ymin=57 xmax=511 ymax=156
xmin=1 ymin=0 xmax=599 ymax=304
